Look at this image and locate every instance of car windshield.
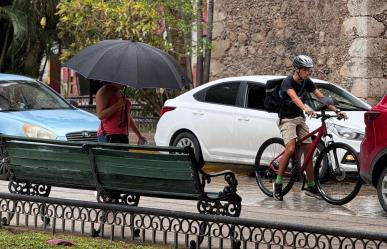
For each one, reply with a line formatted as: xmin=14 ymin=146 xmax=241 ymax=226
xmin=0 ymin=80 xmax=71 ymax=111
xmin=305 ymin=83 xmax=370 ymax=111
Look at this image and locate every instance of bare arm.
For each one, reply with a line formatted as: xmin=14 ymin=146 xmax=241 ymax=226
xmin=313 ymin=89 xmax=334 ymax=112
xmin=312 ymin=89 xmax=348 ymax=119
xmin=96 ymin=89 xmax=125 ymax=120
xmin=127 ymin=114 xmax=147 ymax=144
xmin=286 ymin=89 xmax=315 ymax=116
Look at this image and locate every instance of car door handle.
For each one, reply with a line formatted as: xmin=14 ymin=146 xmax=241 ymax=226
xmin=237 ymin=116 xmax=250 ymax=121
xmin=193 ymin=111 xmax=204 ymax=116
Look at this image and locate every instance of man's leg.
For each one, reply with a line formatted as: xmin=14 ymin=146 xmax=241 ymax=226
xmin=273 ymin=140 xmax=296 ymax=201
xmin=299 ymin=135 xmax=319 ymax=197
xmin=296 ymin=119 xmax=315 ymax=189
xmin=301 ymin=142 xmax=314 ymax=183
xmin=278 ymin=140 xmax=296 ymax=176
xmin=274 ymin=119 xmax=298 ymax=201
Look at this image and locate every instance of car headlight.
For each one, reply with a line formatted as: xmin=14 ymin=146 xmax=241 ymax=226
xmin=22 ymin=124 xmax=57 ymax=139
xmin=331 ymin=124 xmax=364 ymax=141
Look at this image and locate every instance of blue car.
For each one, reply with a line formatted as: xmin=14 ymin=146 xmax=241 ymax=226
xmin=0 ymin=73 xmax=99 ymax=179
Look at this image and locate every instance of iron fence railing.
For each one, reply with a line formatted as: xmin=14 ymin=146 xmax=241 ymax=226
xmin=66 ymin=96 xmax=159 ymax=131
xmin=0 ymin=192 xmax=386 ymax=249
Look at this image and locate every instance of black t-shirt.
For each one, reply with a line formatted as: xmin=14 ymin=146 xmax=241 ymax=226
xmin=279 ymin=75 xmax=316 ymax=119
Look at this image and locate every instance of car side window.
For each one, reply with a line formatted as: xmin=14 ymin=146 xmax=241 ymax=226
xmin=246 ymin=84 xmax=266 ymax=110
xmin=202 ymin=82 xmax=240 ymax=106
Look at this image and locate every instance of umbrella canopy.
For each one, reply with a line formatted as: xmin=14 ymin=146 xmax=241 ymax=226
xmin=63 ymin=40 xmax=192 ymax=89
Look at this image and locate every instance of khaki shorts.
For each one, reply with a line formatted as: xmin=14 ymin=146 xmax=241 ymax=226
xmin=278 ymin=117 xmax=312 ymax=145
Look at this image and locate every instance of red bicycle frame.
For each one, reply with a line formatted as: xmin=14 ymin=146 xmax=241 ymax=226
xmin=270 ymin=119 xmax=329 ymax=177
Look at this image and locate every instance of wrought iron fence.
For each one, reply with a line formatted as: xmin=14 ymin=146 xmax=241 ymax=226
xmin=66 ymin=96 xmax=159 ymax=131
xmin=0 ymin=192 xmax=386 ymax=249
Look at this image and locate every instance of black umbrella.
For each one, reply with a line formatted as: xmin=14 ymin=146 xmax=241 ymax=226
xmin=63 ymin=40 xmax=192 ymax=89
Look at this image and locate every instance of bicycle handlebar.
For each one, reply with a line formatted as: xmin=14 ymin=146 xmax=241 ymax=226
xmin=313 ymin=110 xmax=343 ymax=121
xmin=311 ymin=105 xmax=344 ymax=121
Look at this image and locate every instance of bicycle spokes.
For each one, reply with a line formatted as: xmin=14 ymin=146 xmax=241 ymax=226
xmin=314 ymin=142 xmax=362 ymax=205
xmin=255 ymin=138 xmax=295 ymax=197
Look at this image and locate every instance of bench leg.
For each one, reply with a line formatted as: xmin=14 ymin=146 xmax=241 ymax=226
xmin=197 ymin=195 xmax=242 ymax=248
xmin=96 ymin=191 xmax=140 ymax=206
xmin=8 ymin=180 xmax=51 ymax=197
xmin=197 ymin=195 xmax=241 ymax=217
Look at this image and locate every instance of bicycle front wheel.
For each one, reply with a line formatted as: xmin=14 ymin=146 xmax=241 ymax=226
xmin=314 ymin=142 xmax=362 ymax=205
xmin=255 ymin=138 xmax=294 ymax=197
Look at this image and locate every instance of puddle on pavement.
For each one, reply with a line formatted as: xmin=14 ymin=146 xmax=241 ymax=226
xmin=203 ymin=163 xmax=387 ymax=219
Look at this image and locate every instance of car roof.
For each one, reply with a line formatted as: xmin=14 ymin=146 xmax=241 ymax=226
xmin=0 ymin=73 xmax=35 ymax=81
xmin=189 ymin=75 xmax=331 ymax=94
xmin=210 ymin=75 xmax=330 ymax=84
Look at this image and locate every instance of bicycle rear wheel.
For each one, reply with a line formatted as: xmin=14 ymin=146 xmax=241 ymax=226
xmin=314 ymin=142 xmax=362 ymax=205
xmin=255 ymin=138 xmax=294 ymax=197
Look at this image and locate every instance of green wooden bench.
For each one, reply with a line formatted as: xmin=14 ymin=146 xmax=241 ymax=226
xmin=0 ymin=135 xmax=242 ymax=217
xmin=1 ymin=136 xmax=93 ymax=196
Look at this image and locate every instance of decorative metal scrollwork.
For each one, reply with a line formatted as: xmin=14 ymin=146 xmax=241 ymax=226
xmin=197 ymin=197 xmax=241 ymax=217
xmin=224 ymin=172 xmax=238 ymax=194
xmin=197 ymin=170 xmax=241 ymax=217
xmin=0 ymin=193 xmax=385 ymax=249
xmin=97 ymin=191 xmax=140 ymax=206
xmin=8 ymin=180 xmax=51 ymax=197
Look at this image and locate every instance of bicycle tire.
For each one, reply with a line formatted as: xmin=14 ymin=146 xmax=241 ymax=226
xmin=255 ymin=137 xmax=294 ymax=197
xmin=314 ymin=142 xmax=362 ymax=205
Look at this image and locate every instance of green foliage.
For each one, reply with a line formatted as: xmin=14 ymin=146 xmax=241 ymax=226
xmin=0 ymin=0 xmax=59 ymax=77
xmin=57 ymin=0 xmax=165 ymax=61
xmin=0 ymin=228 xmax=172 ymax=248
xmin=57 ymin=0 xmax=195 ymax=116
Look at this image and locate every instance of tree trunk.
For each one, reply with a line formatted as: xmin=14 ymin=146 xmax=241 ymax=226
xmin=203 ymin=0 xmax=213 ymax=83
xmin=196 ymin=0 xmax=204 ymax=86
xmin=0 ymin=24 xmax=11 ymax=72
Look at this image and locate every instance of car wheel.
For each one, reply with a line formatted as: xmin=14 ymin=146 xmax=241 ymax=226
xmin=172 ymin=132 xmax=204 ymax=166
xmin=0 ymin=147 xmax=10 ymax=180
xmin=377 ymin=167 xmax=387 ymax=212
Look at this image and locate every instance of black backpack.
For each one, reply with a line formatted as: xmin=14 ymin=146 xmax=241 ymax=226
xmin=264 ymin=78 xmax=284 ymax=113
xmin=264 ymin=78 xmax=306 ymax=113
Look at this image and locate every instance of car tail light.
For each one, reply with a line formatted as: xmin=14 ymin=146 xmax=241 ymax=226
xmin=160 ymin=106 xmax=176 ymax=116
xmin=364 ymin=111 xmax=380 ymax=125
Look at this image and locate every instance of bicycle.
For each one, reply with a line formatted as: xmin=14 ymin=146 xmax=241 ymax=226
xmin=254 ymin=108 xmax=362 ymax=205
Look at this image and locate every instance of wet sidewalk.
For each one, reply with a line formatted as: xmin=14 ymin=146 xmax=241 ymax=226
xmin=1 ymin=172 xmax=386 ymax=235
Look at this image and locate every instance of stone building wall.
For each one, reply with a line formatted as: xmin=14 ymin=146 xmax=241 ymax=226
xmin=211 ymin=0 xmax=387 ymax=104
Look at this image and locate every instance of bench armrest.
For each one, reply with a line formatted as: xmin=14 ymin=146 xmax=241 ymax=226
xmin=199 ymin=169 xmax=238 ymax=197
xmin=200 ymin=169 xmax=233 ymax=178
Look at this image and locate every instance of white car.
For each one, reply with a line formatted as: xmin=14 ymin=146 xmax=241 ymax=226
xmin=155 ymin=75 xmax=371 ymax=167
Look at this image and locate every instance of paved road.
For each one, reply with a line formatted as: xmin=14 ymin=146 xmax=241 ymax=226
xmin=135 ymin=132 xmax=387 ymax=231
xmin=1 ymin=163 xmax=386 ymax=235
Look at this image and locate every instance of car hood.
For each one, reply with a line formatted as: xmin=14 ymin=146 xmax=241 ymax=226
xmin=0 ymin=109 xmax=99 ymax=136
xmin=307 ymin=111 xmax=365 ymax=132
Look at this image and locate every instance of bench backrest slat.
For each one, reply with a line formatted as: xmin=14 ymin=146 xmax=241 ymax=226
xmin=6 ymin=141 xmax=94 ymax=189
xmin=92 ymin=148 xmax=201 ymax=198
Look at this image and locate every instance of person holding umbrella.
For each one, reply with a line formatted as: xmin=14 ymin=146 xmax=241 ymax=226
xmin=96 ymin=82 xmax=147 ymax=144
xmin=62 ymin=40 xmax=192 ymax=144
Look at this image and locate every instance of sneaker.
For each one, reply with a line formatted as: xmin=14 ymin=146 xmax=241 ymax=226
xmin=304 ymin=185 xmax=322 ymax=199
xmin=273 ymin=182 xmax=283 ymax=201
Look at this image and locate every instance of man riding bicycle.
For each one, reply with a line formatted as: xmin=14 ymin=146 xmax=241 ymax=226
xmin=274 ymin=55 xmax=348 ymax=201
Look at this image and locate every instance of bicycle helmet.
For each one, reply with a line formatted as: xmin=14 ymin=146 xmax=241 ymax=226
xmin=293 ymin=55 xmax=314 ymax=68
